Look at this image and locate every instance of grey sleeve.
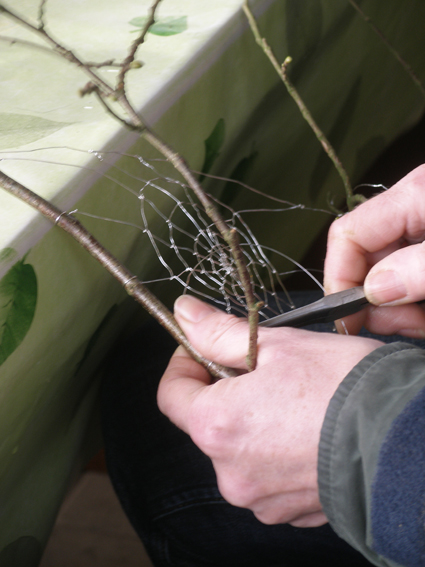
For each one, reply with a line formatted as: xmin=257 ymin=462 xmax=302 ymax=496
xmin=318 ymin=342 xmax=425 ymax=567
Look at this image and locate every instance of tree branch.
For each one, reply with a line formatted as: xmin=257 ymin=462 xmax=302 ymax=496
xmin=243 ymin=0 xmax=364 ymax=211
xmin=116 ymin=0 xmax=162 ymax=96
xmin=37 ymin=0 xmax=48 ymax=30
xmin=0 ymin=0 xmax=261 ymax=372
xmin=142 ymin=128 xmax=261 ymax=369
xmin=0 ymin=170 xmax=236 ymax=381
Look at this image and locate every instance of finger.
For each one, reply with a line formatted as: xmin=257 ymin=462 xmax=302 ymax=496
xmin=157 ymin=346 xmax=210 ymax=433
xmin=363 ymin=303 xmax=425 ymax=338
xmin=173 ymin=295 xmax=251 ymax=369
xmin=324 ymin=165 xmax=425 ymax=295
xmin=289 ymin=511 xmax=328 ymax=528
xmin=334 ymin=308 xmax=368 ymax=336
xmin=364 ymin=243 xmax=425 ymax=305
xmin=336 ymin=302 xmax=425 ymax=337
xmin=251 ymin=490 xmax=322 ymax=525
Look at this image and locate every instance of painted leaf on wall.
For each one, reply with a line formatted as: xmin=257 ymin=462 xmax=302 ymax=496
xmin=0 ymin=113 xmax=69 ymax=150
xmin=199 ymin=118 xmax=226 ymax=182
xmin=0 ymin=258 xmax=37 ymax=366
xmin=129 ymin=16 xmax=187 ymax=36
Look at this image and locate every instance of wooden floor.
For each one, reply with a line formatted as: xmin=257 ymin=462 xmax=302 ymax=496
xmin=39 ymin=472 xmax=153 ymax=567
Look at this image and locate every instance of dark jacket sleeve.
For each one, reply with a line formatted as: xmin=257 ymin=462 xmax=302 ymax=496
xmin=318 ymin=342 xmax=425 ymax=567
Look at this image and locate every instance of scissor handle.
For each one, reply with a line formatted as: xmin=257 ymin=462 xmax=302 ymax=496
xmin=260 ymin=287 xmax=369 ymax=328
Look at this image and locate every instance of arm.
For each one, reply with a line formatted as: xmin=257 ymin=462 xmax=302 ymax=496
xmin=320 ymin=165 xmax=425 ymax=565
xmin=319 ymin=342 xmax=425 ymax=567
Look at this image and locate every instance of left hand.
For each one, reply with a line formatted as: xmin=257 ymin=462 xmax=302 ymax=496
xmin=324 ymin=165 xmax=425 ymax=336
xmin=158 ymin=295 xmax=383 ymax=527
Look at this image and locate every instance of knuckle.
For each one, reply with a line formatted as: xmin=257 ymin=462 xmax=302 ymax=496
xmin=184 ymin=311 xmax=246 ymax=363
xmin=258 ymin=327 xmax=304 ymax=364
xmin=253 ymin=503 xmax=301 ymax=526
xmin=407 ymin=163 xmax=425 ymax=186
xmin=188 ymin=399 xmax=235 ymax=458
xmin=156 ymin=378 xmax=176 ymax=418
xmin=217 ymin=473 xmax=257 ymax=509
xmin=254 ymin=509 xmax=280 ymax=525
xmin=204 ymin=315 xmax=246 ymax=354
xmin=326 ymin=217 xmax=347 ymax=249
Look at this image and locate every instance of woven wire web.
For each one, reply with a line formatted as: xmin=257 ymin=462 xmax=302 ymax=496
xmin=1 ymin=147 xmax=329 ymax=320
xmin=138 ymin=177 xmax=294 ymax=318
xmin=109 ymin=151 xmax=327 ymax=319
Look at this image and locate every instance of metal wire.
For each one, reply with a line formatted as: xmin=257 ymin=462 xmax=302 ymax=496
xmin=1 ymin=146 xmax=331 ymax=319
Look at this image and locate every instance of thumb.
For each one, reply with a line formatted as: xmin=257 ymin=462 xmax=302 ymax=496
xmin=365 ymin=243 xmax=425 ymax=305
xmin=157 ymin=346 xmax=210 ymax=433
xmin=174 ymin=295 xmax=250 ymax=369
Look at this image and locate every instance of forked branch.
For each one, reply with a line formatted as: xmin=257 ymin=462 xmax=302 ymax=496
xmin=0 ymin=0 xmax=261 ymax=372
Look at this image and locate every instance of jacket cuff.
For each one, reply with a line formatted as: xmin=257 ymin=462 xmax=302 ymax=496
xmin=318 ymin=342 xmax=425 ymax=567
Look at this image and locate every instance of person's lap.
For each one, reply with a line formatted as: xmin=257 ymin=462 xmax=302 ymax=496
xmin=101 ymin=292 xmax=424 ymax=567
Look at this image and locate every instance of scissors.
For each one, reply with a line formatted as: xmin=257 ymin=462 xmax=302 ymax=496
xmin=260 ymin=287 xmax=369 ymax=328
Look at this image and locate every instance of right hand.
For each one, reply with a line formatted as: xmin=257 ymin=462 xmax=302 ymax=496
xmin=157 ymin=295 xmax=382 ymax=527
xmin=324 ymin=164 xmax=425 ymax=337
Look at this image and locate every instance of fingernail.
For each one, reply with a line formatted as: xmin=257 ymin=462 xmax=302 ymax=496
xmin=174 ymin=295 xmax=217 ymax=323
xmin=365 ymin=270 xmax=408 ymax=305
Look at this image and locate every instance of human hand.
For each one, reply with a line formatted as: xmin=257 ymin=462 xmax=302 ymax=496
xmin=157 ymin=295 xmax=383 ymax=527
xmin=324 ymin=165 xmax=425 ymax=336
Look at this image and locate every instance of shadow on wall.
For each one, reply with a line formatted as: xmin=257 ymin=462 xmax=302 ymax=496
xmin=285 ymin=110 xmax=425 ymax=291
xmin=0 ymin=536 xmax=43 ymax=567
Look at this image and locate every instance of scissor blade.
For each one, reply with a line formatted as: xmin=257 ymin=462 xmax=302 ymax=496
xmin=260 ymin=287 xmax=369 ymax=328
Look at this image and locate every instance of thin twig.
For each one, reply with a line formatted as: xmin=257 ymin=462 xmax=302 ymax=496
xmin=116 ymin=0 xmax=162 ymax=96
xmin=37 ymin=0 xmax=47 ymax=30
xmin=228 ymin=229 xmax=262 ymax=371
xmin=86 ymin=59 xmax=118 ymax=68
xmin=92 ymin=88 xmax=139 ymax=131
xmin=143 ymin=128 xmax=261 ymax=369
xmin=0 ymin=0 xmax=261 ymax=373
xmin=0 ymin=34 xmax=119 ymax=68
xmin=0 ymin=170 xmax=235 ymax=381
xmin=243 ymin=0 xmax=364 ymax=211
xmin=348 ymin=0 xmax=425 ymax=99
xmin=0 ymin=4 xmax=116 ymax=98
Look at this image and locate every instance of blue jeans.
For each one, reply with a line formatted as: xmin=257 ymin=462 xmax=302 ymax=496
xmin=101 ymin=293 xmax=422 ymax=566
